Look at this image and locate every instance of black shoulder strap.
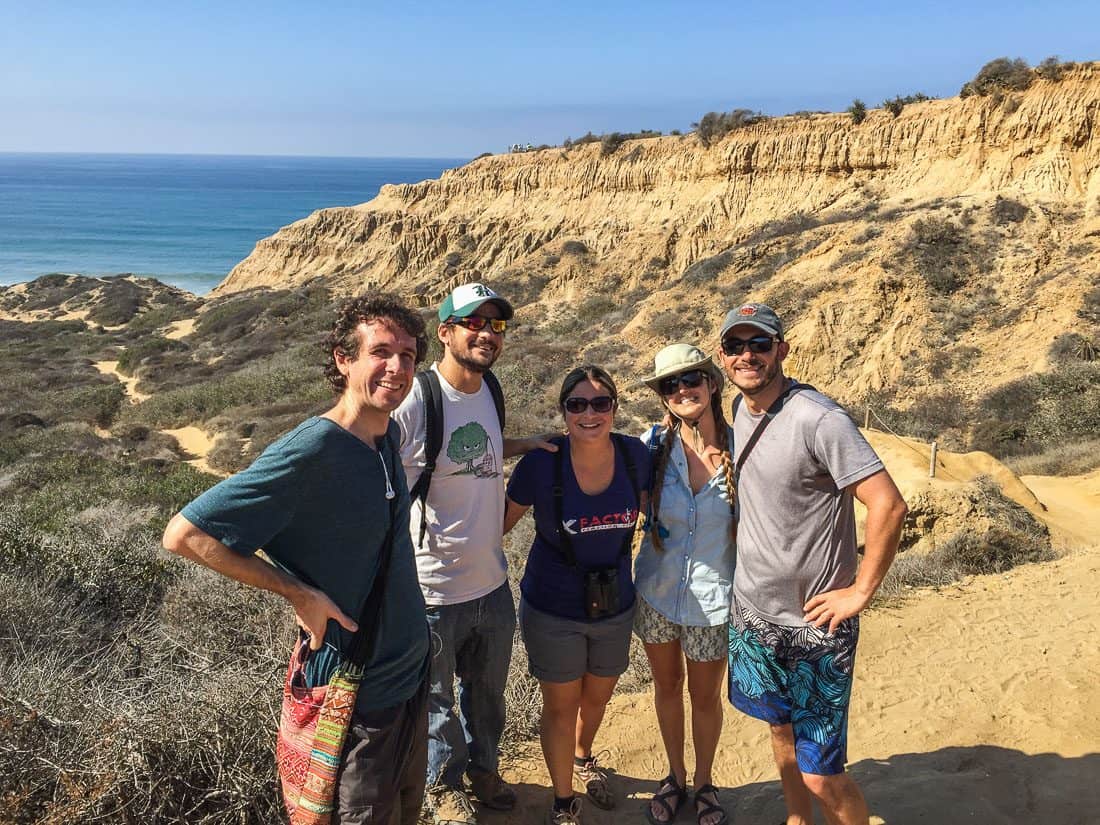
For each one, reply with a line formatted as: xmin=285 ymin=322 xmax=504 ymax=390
xmin=732 ymin=380 xmax=815 ymax=485
xmin=484 ymin=370 xmax=506 ymax=431
xmin=611 ymin=433 xmax=640 ymax=558
xmin=551 ymin=438 xmax=578 ymax=568
xmin=410 ymin=370 xmax=444 ymax=549
xmin=347 ymin=431 xmax=401 ymax=668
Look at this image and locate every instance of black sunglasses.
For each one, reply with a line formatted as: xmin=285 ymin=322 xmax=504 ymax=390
xmin=563 ymin=396 xmax=615 ymax=414
xmin=657 ymin=369 xmax=708 ymax=396
xmin=720 ymin=335 xmax=777 ymax=356
xmin=448 ymin=315 xmax=507 ymax=334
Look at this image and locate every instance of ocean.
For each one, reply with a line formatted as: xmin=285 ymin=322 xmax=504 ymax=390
xmin=0 ymin=153 xmax=466 ymax=295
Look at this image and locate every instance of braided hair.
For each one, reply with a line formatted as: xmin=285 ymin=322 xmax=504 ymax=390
xmin=650 ymin=378 xmax=736 ymax=550
xmin=710 ymin=389 xmax=737 ymax=542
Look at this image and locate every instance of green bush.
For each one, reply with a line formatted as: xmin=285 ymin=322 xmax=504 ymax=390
xmin=1078 ymin=285 xmax=1100 ymax=324
xmin=992 ymin=196 xmax=1029 ymax=224
xmin=848 ymin=99 xmax=867 ymax=124
xmin=117 ymin=336 xmax=190 ymax=374
xmin=692 ymin=109 xmax=767 ymax=147
xmin=1049 ymin=332 xmax=1097 ymax=364
xmin=600 ymin=132 xmax=627 ymax=156
xmin=960 ymin=57 xmax=1032 ymax=97
xmin=881 ymin=93 xmax=932 ymax=117
xmin=975 ymin=361 xmax=1100 ymax=453
xmin=1035 ymin=55 xmax=1075 ymax=81
xmin=907 ymin=217 xmax=972 ymax=294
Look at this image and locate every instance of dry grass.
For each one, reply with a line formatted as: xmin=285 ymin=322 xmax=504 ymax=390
xmin=1004 ymin=438 xmax=1100 ymax=476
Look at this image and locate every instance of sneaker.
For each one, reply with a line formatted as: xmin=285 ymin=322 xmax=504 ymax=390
xmin=467 ymin=766 xmax=517 ymax=811
xmin=574 ymin=753 xmax=615 ymax=810
xmin=547 ymin=796 xmax=583 ymax=825
xmin=427 ymin=784 xmax=478 ymax=825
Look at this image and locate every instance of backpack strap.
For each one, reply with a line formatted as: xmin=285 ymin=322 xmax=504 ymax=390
xmin=549 ymin=435 xmax=641 ymax=568
xmin=409 ymin=368 xmax=507 ymax=549
xmin=551 ymin=436 xmax=579 ymax=568
xmin=731 ymin=380 xmax=815 ymax=486
xmin=611 ymin=433 xmax=641 ymax=559
xmin=483 ymin=370 xmax=506 ymax=431
xmin=409 ymin=370 xmax=444 ymax=549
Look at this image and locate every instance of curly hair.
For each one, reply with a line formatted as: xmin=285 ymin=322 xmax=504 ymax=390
xmin=322 ymin=292 xmax=429 ymax=393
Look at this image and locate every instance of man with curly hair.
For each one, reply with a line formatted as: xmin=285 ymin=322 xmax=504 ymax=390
xmin=163 ymin=292 xmax=432 ymax=824
xmin=716 ymin=302 xmax=907 ymax=825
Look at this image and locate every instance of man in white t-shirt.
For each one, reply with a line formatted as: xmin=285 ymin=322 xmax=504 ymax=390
xmin=393 ymin=283 xmax=550 ymax=825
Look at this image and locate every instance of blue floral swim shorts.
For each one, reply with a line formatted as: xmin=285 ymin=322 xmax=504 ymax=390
xmin=727 ymin=599 xmax=859 ymax=776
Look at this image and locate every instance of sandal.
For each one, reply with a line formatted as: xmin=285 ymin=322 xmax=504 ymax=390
xmin=693 ymin=784 xmax=729 ymax=825
xmin=644 ymin=773 xmax=688 ymax=825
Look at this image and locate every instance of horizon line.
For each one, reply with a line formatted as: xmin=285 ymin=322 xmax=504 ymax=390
xmin=0 ymin=150 xmax=472 ymax=162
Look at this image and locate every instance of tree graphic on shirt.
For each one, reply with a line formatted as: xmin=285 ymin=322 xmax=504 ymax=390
xmin=446 ymin=421 xmax=499 ymax=478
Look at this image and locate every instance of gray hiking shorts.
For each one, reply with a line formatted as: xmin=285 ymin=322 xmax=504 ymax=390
xmin=519 ymin=598 xmax=635 ymax=683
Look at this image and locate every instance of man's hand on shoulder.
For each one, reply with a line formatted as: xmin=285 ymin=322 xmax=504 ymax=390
xmin=803 ymin=586 xmax=872 ymax=634
xmin=503 ymin=433 xmax=560 ymax=459
xmin=288 ymin=583 xmax=359 ymax=651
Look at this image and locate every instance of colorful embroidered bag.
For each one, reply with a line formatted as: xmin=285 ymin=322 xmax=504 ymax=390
xmin=275 ymin=444 xmax=399 ymax=824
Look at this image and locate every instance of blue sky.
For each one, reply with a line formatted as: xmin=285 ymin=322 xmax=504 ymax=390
xmin=2 ymin=0 xmax=1097 ymax=158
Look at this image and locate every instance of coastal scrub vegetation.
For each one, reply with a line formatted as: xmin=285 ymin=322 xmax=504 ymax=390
xmin=691 ymin=109 xmax=768 ymax=147
xmin=847 ymin=99 xmax=867 ymax=124
xmin=882 ymin=92 xmax=932 ymax=117
xmin=960 ymin=55 xmax=1076 ymax=98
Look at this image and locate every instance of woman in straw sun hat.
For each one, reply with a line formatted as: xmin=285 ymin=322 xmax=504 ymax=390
xmin=635 ymin=344 xmax=736 ymax=825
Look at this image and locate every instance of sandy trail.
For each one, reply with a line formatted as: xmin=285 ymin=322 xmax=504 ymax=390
xmin=92 ymin=360 xmax=150 ymax=403
xmin=1021 ymin=469 xmax=1100 ymax=549
xmin=92 ymin=357 xmax=222 ymax=476
xmin=496 ymin=470 xmax=1100 ymax=825
xmin=164 ymin=317 xmax=196 ymax=339
xmin=161 ymin=425 xmax=221 ymax=476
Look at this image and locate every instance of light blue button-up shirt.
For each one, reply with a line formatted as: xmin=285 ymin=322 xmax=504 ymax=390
xmin=634 ymin=426 xmax=736 ymax=627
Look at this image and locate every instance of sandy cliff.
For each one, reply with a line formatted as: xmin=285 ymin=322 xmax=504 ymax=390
xmin=218 ymin=66 xmax=1100 ymax=401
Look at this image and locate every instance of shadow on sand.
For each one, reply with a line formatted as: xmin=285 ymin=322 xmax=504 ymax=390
xmin=485 ymin=746 xmax=1100 ymax=824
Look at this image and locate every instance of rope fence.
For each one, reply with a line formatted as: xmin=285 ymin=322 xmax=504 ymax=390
xmin=862 ymin=405 xmax=965 ymax=482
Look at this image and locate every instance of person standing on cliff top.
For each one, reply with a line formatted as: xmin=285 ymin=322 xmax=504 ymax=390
xmin=163 ymin=293 xmax=432 ymax=824
xmin=717 ymin=302 xmax=907 ymax=825
xmin=392 ymin=283 xmax=554 ymax=825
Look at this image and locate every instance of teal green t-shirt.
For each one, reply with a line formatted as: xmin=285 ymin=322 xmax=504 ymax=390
xmin=181 ymin=416 xmax=428 ymax=710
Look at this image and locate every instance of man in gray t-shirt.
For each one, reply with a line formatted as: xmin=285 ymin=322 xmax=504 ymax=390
xmin=717 ymin=302 xmax=907 ymax=825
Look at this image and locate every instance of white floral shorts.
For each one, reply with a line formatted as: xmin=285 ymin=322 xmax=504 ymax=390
xmin=633 ymin=596 xmax=728 ymax=662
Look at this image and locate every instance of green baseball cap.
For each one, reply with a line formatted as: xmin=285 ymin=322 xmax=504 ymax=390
xmin=437 ymin=283 xmax=514 ymax=322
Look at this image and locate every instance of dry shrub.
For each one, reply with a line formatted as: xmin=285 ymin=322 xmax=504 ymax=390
xmin=878 ymin=476 xmax=1053 ymax=604
xmin=1004 ymin=438 xmax=1100 ymax=476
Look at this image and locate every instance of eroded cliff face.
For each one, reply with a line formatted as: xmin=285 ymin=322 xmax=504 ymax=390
xmin=218 ymin=65 xmax=1100 ymax=402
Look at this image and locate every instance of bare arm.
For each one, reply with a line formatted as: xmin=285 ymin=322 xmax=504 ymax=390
xmin=162 ymin=512 xmax=357 ymax=650
xmin=503 ymin=496 xmax=531 ymax=535
xmin=803 ymin=469 xmax=908 ymax=632
xmin=503 ymin=433 xmax=559 ymax=459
